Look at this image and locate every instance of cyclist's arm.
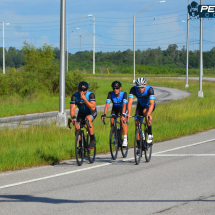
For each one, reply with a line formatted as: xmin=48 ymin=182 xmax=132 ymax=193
xmin=81 ymin=92 xmax=96 ymax=111
xmin=104 ymin=103 xmax=110 ymax=115
xmin=122 ymin=91 xmax=127 ymax=115
xmin=127 ymin=98 xmax=133 ymax=118
xmin=147 ymin=100 xmax=155 ymax=116
xmin=147 ymin=87 xmax=155 ymax=120
xmin=70 ymin=104 xmax=76 ymax=118
xmin=70 ymin=94 xmax=76 ymax=118
xmin=104 ymin=92 xmax=112 ymax=115
xmin=127 ymin=88 xmax=135 ymax=118
xmin=83 ymin=99 xmax=96 ymax=111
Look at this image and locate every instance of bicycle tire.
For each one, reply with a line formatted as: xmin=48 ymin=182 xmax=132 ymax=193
xmin=134 ymin=129 xmax=142 ymax=165
xmin=144 ymin=127 xmax=152 ymax=162
xmin=75 ymin=130 xmax=84 ymax=166
xmin=120 ymin=130 xmax=128 ymax=158
xmin=110 ymin=126 xmax=118 ymax=160
xmin=87 ymin=133 xmax=96 ymax=163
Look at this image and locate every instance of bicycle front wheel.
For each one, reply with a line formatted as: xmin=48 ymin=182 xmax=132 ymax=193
xmin=144 ymin=128 xmax=152 ymax=162
xmin=120 ymin=130 xmax=128 ymax=158
xmin=75 ymin=130 xmax=84 ymax=166
xmin=134 ymin=129 xmax=142 ymax=165
xmin=87 ymin=133 xmax=96 ymax=163
xmin=110 ymin=126 xmax=118 ymax=160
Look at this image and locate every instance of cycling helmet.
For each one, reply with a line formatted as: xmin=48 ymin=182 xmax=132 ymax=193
xmin=78 ymin=81 xmax=89 ymax=91
xmin=111 ymin=80 xmax=122 ymax=88
xmin=135 ymin=77 xmax=147 ymax=86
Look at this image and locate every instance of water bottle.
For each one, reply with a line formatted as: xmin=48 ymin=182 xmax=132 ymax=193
xmin=142 ymin=131 xmax=145 ymax=140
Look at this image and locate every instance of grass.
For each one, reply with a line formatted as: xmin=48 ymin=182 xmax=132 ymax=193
xmin=0 ymin=77 xmax=215 ymax=172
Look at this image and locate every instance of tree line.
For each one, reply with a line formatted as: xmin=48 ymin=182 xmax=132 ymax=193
xmin=1 ymin=44 xmax=215 ymax=71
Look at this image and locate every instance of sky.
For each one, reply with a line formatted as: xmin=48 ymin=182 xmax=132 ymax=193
xmin=0 ymin=0 xmax=215 ymax=54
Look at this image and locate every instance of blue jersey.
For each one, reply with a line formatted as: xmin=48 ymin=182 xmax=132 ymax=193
xmin=106 ymin=91 xmax=127 ymax=108
xmin=128 ymin=85 xmax=155 ymax=107
xmin=70 ymin=91 xmax=96 ymax=114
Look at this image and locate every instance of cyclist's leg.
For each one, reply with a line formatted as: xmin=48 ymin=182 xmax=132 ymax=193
xmin=135 ymin=104 xmax=144 ymax=141
xmin=119 ymin=108 xmax=128 ymax=146
xmin=86 ymin=109 xmax=97 ymax=148
xmin=143 ymin=105 xmax=155 ymax=143
xmin=110 ymin=108 xmax=115 ymax=127
xmin=75 ymin=111 xmax=83 ymax=145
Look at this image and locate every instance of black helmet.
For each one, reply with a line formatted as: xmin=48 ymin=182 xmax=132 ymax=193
xmin=111 ymin=80 xmax=122 ymax=88
xmin=135 ymin=77 xmax=147 ymax=86
xmin=78 ymin=81 xmax=89 ymax=91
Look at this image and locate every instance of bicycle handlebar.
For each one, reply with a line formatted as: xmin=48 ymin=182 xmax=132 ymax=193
xmin=68 ymin=118 xmax=92 ymax=129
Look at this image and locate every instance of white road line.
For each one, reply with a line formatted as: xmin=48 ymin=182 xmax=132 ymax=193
xmin=153 ymin=154 xmax=215 ymax=157
xmin=153 ymin=138 xmax=215 ymax=155
xmin=0 ymin=138 xmax=215 ymax=190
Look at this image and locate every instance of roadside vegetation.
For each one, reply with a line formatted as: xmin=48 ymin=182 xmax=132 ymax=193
xmin=0 ymin=78 xmax=215 ymax=172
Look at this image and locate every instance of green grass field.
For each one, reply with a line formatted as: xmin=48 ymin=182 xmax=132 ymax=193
xmin=0 ymin=77 xmax=215 ymax=172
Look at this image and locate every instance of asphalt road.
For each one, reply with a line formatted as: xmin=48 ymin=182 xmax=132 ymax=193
xmin=0 ymin=129 xmax=215 ymax=215
xmin=0 ymin=86 xmax=191 ymax=128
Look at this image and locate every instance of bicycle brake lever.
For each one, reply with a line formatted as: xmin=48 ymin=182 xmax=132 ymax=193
xmin=102 ymin=119 xmax=106 ymax=125
xmin=68 ymin=119 xmax=71 ymax=129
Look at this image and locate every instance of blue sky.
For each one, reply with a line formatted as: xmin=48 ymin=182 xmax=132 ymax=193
xmin=0 ymin=0 xmax=215 ymax=53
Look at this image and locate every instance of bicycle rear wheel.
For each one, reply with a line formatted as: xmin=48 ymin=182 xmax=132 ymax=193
xmin=134 ymin=129 xmax=142 ymax=165
xmin=144 ymin=128 xmax=152 ymax=162
xmin=110 ymin=126 xmax=118 ymax=160
xmin=75 ymin=130 xmax=84 ymax=166
xmin=120 ymin=130 xmax=128 ymax=158
xmin=87 ymin=133 xmax=96 ymax=163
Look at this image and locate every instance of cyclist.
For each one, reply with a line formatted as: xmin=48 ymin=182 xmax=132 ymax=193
xmin=127 ymin=77 xmax=155 ymax=144
xmin=101 ymin=81 xmax=128 ymax=146
xmin=70 ymin=81 xmax=97 ymax=149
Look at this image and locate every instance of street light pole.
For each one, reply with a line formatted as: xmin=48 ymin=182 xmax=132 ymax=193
xmin=198 ymin=0 xmax=204 ymax=98
xmin=0 ymin=22 xmax=10 ymax=74
xmin=93 ymin=15 xmax=95 ymax=75
xmin=133 ymin=1 xmax=165 ymax=83
xmin=185 ymin=0 xmax=190 ymax=88
xmin=56 ymin=0 xmax=67 ymax=126
xmin=133 ymin=14 xmax=135 ymax=83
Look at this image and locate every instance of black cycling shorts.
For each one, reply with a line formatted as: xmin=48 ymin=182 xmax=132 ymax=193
xmin=135 ymin=103 xmax=155 ymax=118
xmin=111 ymin=105 xmax=128 ymax=117
xmin=77 ymin=108 xmax=97 ymax=123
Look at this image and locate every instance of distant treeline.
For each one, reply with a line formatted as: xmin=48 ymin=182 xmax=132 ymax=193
xmin=1 ymin=44 xmax=215 ymax=72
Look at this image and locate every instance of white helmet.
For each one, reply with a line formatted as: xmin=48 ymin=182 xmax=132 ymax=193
xmin=135 ymin=77 xmax=147 ymax=86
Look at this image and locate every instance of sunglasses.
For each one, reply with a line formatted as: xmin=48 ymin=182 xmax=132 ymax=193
xmin=80 ymin=89 xmax=87 ymax=92
xmin=137 ymin=86 xmax=146 ymax=89
xmin=113 ymin=87 xmax=120 ymax=90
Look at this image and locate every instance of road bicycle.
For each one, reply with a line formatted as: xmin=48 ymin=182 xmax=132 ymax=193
xmin=68 ymin=118 xmax=96 ymax=166
xmin=130 ymin=115 xmax=152 ymax=165
xmin=102 ymin=115 xmax=128 ymax=160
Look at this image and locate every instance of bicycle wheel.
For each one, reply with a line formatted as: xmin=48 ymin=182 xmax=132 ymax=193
xmin=134 ymin=129 xmax=142 ymax=165
xmin=110 ymin=126 xmax=118 ymax=160
xmin=120 ymin=130 xmax=128 ymax=158
xmin=144 ymin=127 xmax=152 ymax=162
xmin=75 ymin=130 xmax=84 ymax=166
xmin=87 ymin=133 xmax=96 ymax=163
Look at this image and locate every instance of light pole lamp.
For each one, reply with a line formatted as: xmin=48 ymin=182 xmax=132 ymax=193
xmin=0 ymin=22 xmax=10 ymax=74
xmin=67 ymin=14 xmax=92 ymax=71
xmin=133 ymin=1 xmax=165 ymax=83
xmin=76 ymin=27 xmax=95 ymax=74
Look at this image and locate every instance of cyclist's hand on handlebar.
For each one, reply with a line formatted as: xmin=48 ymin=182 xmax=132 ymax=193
xmin=101 ymin=114 xmax=106 ymax=124
xmin=101 ymin=114 xmax=106 ymax=121
xmin=121 ymin=113 xmax=126 ymax=124
xmin=71 ymin=116 xmax=77 ymax=125
xmin=147 ymin=115 xmax=152 ymax=125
